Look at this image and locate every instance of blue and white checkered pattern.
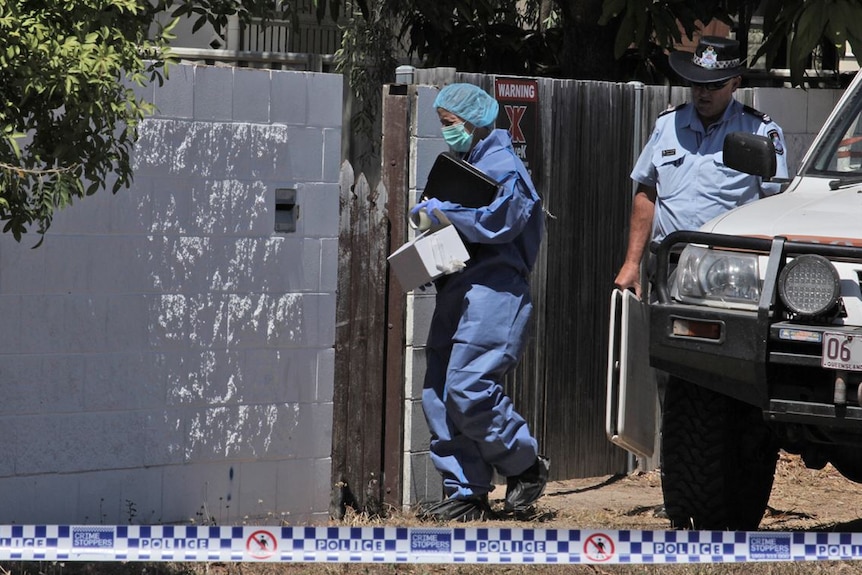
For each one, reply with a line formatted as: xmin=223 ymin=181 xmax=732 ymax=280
xmin=0 ymin=526 xmax=860 ymax=564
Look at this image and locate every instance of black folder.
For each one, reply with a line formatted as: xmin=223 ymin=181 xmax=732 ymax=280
xmin=423 ymin=152 xmax=500 ymax=208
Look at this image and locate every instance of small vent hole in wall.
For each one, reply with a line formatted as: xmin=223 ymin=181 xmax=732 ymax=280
xmin=275 ymin=188 xmax=297 ymax=233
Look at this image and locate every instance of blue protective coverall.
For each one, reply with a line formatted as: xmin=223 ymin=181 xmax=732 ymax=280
xmin=422 ymin=128 xmax=544 ymax=499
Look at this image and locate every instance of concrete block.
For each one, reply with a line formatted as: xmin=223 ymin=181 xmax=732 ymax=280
xmin=226 ymin=293 xmax=278 ymax=348
xmin=275 ymin=458 xmax=317 ymax=517
xmin=411 ymin=137 xmax=449 ymax=191
xmin=753 ymin=87 xmax=807 ymax=134
xmin=249 ymin=124 xmax=290 ymax=181
xmin=407 ymin=347 xmax=427 ymax=399
xmin=0 ymin=355 xmax=85 ymax=416
xmin=230 ymin=236 xmax=320 ymax=294
xmin=138 ymin=236 xmax=179 ymax=293
xmin=42 ymin=355 xmax=87 ymax=412
xmin=184 ymin=403 xmax=304 ymax=462
xmin=236 ymin=348 xmax=317 ymax=404
xmin=0 ymin=475 xmax=78 ymax=524
xmin=278 ymin=293 xmax=335 ymax=349
xmin=233 ymin=68 xmax=271 ymax=124
xmin=405 ymin=451 xmax=441 ymax=506
xmin=272 ymin=70 xmax=309 ymax=125
xmin=307 ymin=73 xmax=343 ymax=128
xmin=150 ymin=177 xmax=193 ymax=235
xmin=13 ymin=412 xmax=147 ymax=474
xmin=170 ymin=236 xmax=217 ymax=293
xmin=323 ymin=128 xmax=342 ymax=182
xmin=49 ymin=189 xmax=112 ymax=234
xmin=404 ymin=398 xmax=430 ymax=453
xmin=0 ymin=415 xmax=19 ymax=476
xmin=284 ymin=127 xmax=324 ymax=181
xmin=154 ymin=64 xmax=195 ymax=119
xmin=236 ymin=460 xmax=280 ymax=520
xmin=296 ymin=183 xmax=339 ymax=238
xmin=283 ymin=403 xmax=331 ymax=460
xmin=406 ymin=291 xmax=436 ymax=347
xmin=42 ymin=236 xmax=91 ymax=294
xmin=236 ymin=182 xmax=273 ymax=237
xmin=18 ymin=295 xmax=67 ymax=354
xmin=146 ymin=293 xmax=190 ymax=350
xmin=316 ymin=348 xmax=335 ymax=403
xmin=90 ymin=237 xmax=154 ymax=295
xmin=194 ymin=66 xmax=234 ymax=121
xmin=186 ymin=294 xmax=229 ymax=349
xmin=161 ymin=461 xmax=238 ymax=524
xmin=83 ymin=352 xmax=166 ymax=411
xmin=77 ymin=468 xmax=165 ymax=524
xmin=319 ymin=238 xmax=338 ymax=293
xmin=110 ymin=181 xmax=154 ymax=234
xmin=188 ymin=179 xmax=234 ymax=236
xmin=0 ymin=295 xmax=21 ymax=354
xmin=415 ymin=85 xmax=443 ymax=137
xmin=310 ymin=457 xmax=332 ymax=517
xmin=62 ymin=295 xmax=110 ymax=353
xmin=807 ymin=89 xmax=841 ymax=134
xmin=141 ymin=409 xmax=186 ymax=467
xmin=0 ymin=234 xmax=46 ymax=293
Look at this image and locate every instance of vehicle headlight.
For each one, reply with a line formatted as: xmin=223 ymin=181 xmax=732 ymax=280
xmin=676 ymin=245 xmax=761 ymax=307
xmin=778 ymin=254 xmax=841 ymax=317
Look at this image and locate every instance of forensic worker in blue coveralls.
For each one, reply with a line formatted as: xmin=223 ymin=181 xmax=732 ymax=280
xmin=614 ymin=35 xmax=789 ymax=297
xmin=411 ymin=83 xmax=549 ymax=522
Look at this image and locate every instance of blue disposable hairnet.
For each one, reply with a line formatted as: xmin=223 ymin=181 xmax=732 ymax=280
xmin=433 ymin=83 xmax=499 ymax=128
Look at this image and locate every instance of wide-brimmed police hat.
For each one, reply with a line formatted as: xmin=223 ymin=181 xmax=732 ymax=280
xmin=668 ymin=36 xmax=744 ymax=83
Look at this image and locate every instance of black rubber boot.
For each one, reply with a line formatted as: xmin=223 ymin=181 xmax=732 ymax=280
xmin=417 ymin=495 xmax=493 ymax=522
xmin=505 ymin=455 xmax=550 ymax=511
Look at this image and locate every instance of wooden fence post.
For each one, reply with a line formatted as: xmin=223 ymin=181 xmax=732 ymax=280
xmin=331 ymin=161 xmax=390 ymax=518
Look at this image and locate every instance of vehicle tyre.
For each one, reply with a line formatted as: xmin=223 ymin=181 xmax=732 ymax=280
xmin=660 ymin=377 xmax=779 ymax=530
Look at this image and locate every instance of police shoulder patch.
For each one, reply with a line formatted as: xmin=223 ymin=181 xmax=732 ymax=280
xmin=742 ymin=104 xmax=771 ymax=123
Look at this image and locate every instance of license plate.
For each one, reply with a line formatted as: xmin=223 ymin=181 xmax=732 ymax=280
xmin=822 ymin=332 xmax=862 ymax=371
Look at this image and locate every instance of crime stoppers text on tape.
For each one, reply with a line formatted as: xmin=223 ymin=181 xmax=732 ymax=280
xmin=0 ymin=525 xmax=861 ymax=564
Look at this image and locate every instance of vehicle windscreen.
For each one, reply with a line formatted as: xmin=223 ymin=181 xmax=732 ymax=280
xmin=806 ymin=84 xmax=862 ymax=182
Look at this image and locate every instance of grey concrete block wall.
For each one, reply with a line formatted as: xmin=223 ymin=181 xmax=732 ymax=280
xmin=0 ymin=63 xmax=341 ymax=525
xmin=402 ymin=86 xmax=448 ymax=507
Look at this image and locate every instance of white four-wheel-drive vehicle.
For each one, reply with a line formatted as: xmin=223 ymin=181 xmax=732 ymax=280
xmin=609 ymin=67 xmax=862 ymax=531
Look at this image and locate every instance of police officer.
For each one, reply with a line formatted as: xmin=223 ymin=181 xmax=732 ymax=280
xmin=614 ymin=36 xmax=789 ymax=297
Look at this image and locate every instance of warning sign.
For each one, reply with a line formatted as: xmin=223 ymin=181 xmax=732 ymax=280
xmin=583 ymin=533 xmax=615 ymax=562
xmin=494 ymin=77 xmax=539 ymax=178
xmin=246 ymin=530 xmax=278 ymax=559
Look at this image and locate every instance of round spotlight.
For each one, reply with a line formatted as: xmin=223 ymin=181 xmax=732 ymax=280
xmin=778 ymin=254 xmax=841 ymax=317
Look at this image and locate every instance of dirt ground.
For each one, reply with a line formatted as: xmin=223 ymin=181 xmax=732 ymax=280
xmin=519 ymin=450 xmax=862 ymax=532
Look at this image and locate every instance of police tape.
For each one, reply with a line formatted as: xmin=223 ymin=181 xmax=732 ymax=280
xmin=0 ymin=525 xmax=860 ymax=564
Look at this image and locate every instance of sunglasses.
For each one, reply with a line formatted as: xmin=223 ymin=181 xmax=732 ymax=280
xmin=690 ymin=79 xmax=731 ymax=91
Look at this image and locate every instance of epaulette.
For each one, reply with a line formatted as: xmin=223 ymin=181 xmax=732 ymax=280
xmin=742 ymin=104 xmax=772 ymax=123
xmin=658 ymin=103 xmax=686 ymax=118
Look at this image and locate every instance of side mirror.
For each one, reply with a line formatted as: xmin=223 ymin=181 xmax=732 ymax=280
xmin=723 ymin=132 xmax=776 ymax=180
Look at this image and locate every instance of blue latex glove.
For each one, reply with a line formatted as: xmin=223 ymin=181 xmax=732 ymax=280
xmin=410 ymin=197 xmax=445 ymax=224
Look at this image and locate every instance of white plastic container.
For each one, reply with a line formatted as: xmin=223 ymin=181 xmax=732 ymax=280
xmin=387 ymin=224 xmax=470 ymax=291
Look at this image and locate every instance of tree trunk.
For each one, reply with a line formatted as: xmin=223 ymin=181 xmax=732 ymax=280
xmin=557 ymin=0 xmax=620 ymax=80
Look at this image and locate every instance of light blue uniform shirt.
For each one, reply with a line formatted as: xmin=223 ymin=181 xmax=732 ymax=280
xmin=631 ymin=99 xmax=788 ymax=243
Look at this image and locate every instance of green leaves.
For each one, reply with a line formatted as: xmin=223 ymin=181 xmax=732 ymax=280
xmin=0 ymin=0 xmax=169 ymax=241
xmin=752 ymin=0 xmax=862 ymax=85
xmin=600 ymin=0 xmax=724 ymax=62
